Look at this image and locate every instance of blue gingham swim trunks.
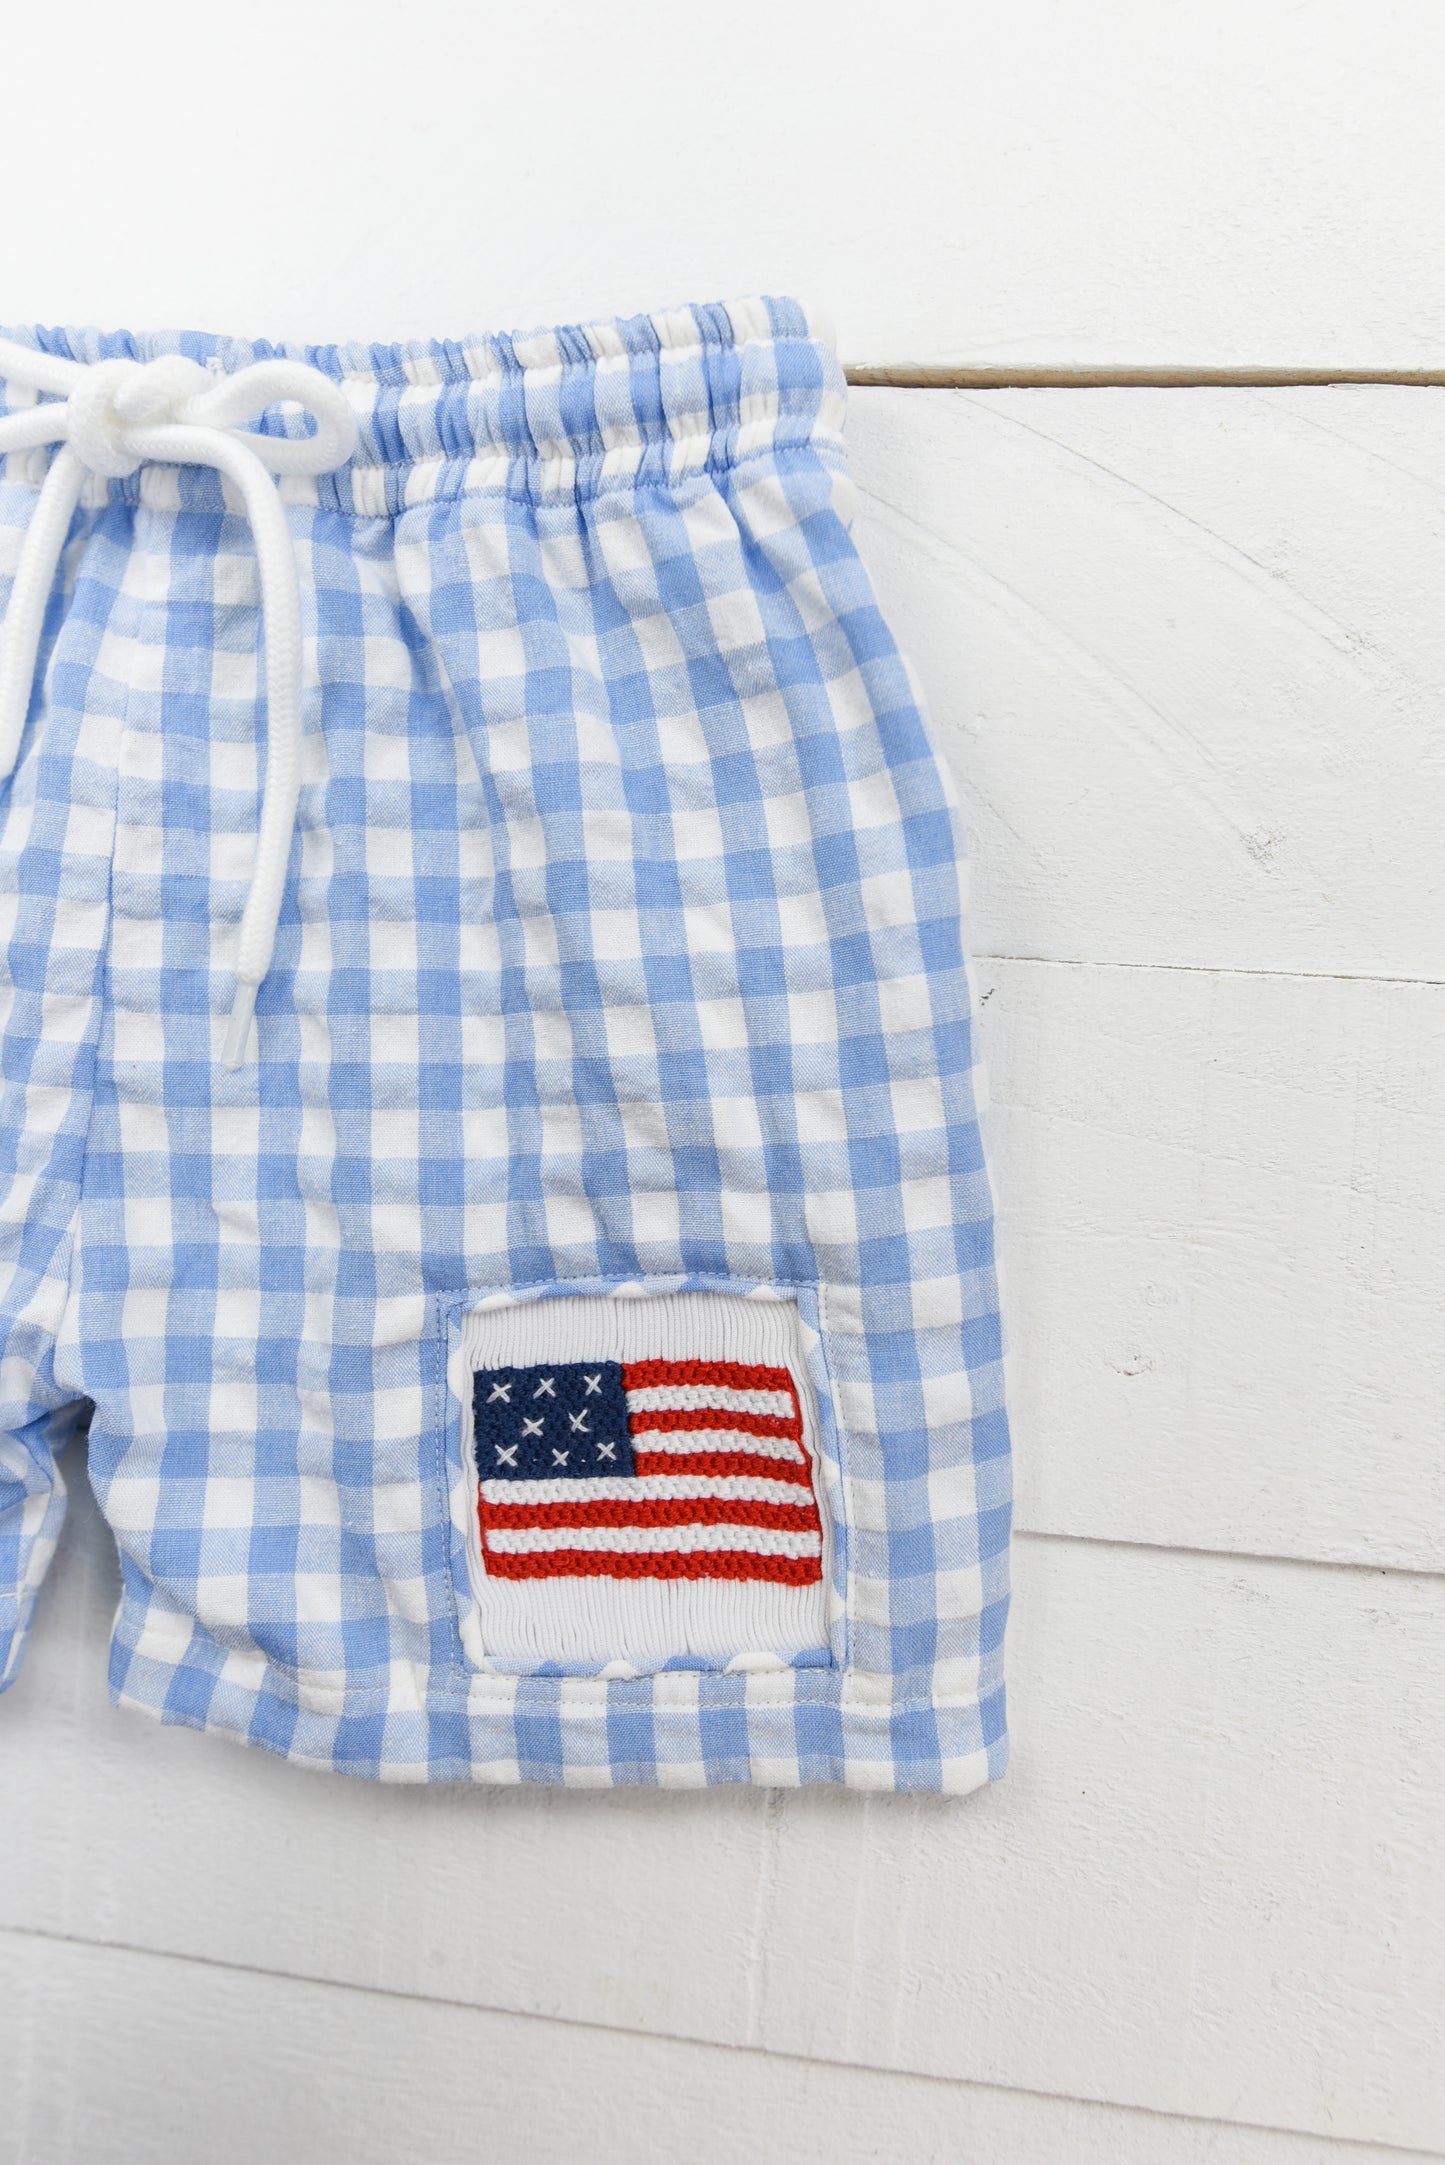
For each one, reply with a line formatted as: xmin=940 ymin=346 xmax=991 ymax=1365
xmin=0 ymin=298 xmax=1009 ymax=1789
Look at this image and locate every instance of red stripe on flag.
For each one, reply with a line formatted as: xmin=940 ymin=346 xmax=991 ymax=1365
xmin=621 ymin=1360 xmax=798 ymax=1396
xmin=480 ymin=1497 xmax=821 ymax=1533
xmin=627 ymin=1406 xmax=799 ymax=1439
xmin=481 ymin=1549 xmax=823 ymax=1584
xmin=630 ymin=1449 xmax=813 ymax=1485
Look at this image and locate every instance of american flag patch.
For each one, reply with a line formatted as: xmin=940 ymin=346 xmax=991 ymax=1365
xmin=473 ymin=1359 xmax=824 ymax=1585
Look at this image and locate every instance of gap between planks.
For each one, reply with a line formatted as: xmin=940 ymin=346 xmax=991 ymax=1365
xmin=978 ymin=954 xmax=1445 ymax=989
xmin=1017 ymin=1530 xmax=1444 ymax=1588
xmin=5 ymin=1924 xmax=1437 ymax=2164
xmin=845 ymin=364 xmax=1445 ymax=389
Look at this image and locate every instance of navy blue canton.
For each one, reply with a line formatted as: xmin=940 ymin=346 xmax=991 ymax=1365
xmin=473 ymin=1363 xmax=636 ymax=1480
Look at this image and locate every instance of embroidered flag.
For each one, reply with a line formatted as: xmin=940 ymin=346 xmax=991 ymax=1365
xmin=472 ymin=1359 xmax=823 ymax=1585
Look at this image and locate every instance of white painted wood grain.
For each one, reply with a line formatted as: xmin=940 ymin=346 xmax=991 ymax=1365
xmin=5 ymin=2 xmax=1445 ymax=367
xmin=851 ymin=386 xmax=1445 ymax=977
xmin=3 ymin=1477 xmax=1441 ymax=2153
xmin=981 ymin=958 xmax=1445 ymax=1572
xmin=2 ymin=1931 xmax=1435 ymax=2165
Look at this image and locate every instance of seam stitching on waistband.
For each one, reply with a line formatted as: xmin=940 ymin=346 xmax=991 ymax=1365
xmin=5 ymin=433 xmax=850 ymax=518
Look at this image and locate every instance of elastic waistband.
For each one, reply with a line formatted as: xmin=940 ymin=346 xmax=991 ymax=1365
xmin=0 ymin=296 xmax=845 ymax=515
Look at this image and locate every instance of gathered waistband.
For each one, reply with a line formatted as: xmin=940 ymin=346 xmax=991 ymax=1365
xmin=0 ymin=296 xmax=845 ymax=516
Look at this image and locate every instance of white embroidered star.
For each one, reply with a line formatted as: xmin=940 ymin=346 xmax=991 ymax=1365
xmin=487 ymin=1381 xmax=512 ymax=1403
xmin=495 ymin=1443 xmax=518 ymax=1466
xmin=568 ymin=1410 xmax=590 ymax=1433
xmin=584 ymin=1373 xmax=602 ymax=1394
xmin=551 ymin=1447 xmax=569 ymax=1467
xmin=596 ymin=1441 xmax=617 ymax=1461
xmin=521 ymin=1416 xmax=544 ymax=1438
xmin=533 ymin=1376 xmax=555 ymax=1398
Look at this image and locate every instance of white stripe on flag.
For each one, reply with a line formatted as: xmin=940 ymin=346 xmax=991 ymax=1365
xmin=480 ymin=1474 xmax=816 ymax=1508
xmin=482 ymin=1523 xmax=824 ymax=1559
xmin=627 ymin=1428 xmax=806 ymax=1463
xmin=624 ymin=1384 xmax=796 ymax=1420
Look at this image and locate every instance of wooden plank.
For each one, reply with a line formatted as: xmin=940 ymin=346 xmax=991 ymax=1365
xmin=3 ymin=5 xmax=1445 ymax=365
xmin=850 ymin=386 xmax=1445 ymax=978
xmin=981 ymin=958 xmax=1445 ymax=1571
xmin=1 ymin=1931 xmax=1434 ymax=2165
xmin=2 ymin=1481 xmax=1441 ymax=2152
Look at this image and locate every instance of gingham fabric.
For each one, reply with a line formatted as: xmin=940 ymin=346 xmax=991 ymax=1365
xmin=0 ymin=297 xmax=1010 ymax=1789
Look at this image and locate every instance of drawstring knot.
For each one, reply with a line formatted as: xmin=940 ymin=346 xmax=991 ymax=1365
xmin=63 ymin=354 xmax=215 ymax=477
xmin=0 ymin=336 xmax=358 ymax=1065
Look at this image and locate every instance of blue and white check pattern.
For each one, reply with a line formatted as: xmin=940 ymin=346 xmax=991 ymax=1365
xmin=0 ymin=298 xmax=1009 ymax=1789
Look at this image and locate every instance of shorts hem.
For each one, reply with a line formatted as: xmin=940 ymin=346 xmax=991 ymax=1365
xmin=107 ymin=1644 xmax=1007 ymax=1794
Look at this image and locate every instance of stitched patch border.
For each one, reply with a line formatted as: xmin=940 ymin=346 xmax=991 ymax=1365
xmin=446 ymin=1288 xmax=843 ymax=1676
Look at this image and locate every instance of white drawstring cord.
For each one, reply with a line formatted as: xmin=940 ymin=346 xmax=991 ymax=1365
xmin=0 ymin=338 xmax=357 ymax=1065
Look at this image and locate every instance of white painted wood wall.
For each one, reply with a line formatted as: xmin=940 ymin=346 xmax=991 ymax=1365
xmin=3 ymin=2 xmax=1442 ymax=2157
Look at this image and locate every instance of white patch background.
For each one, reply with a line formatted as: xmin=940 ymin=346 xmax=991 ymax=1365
xmin=450 ymin=1291 xmax=835 ymax=1674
